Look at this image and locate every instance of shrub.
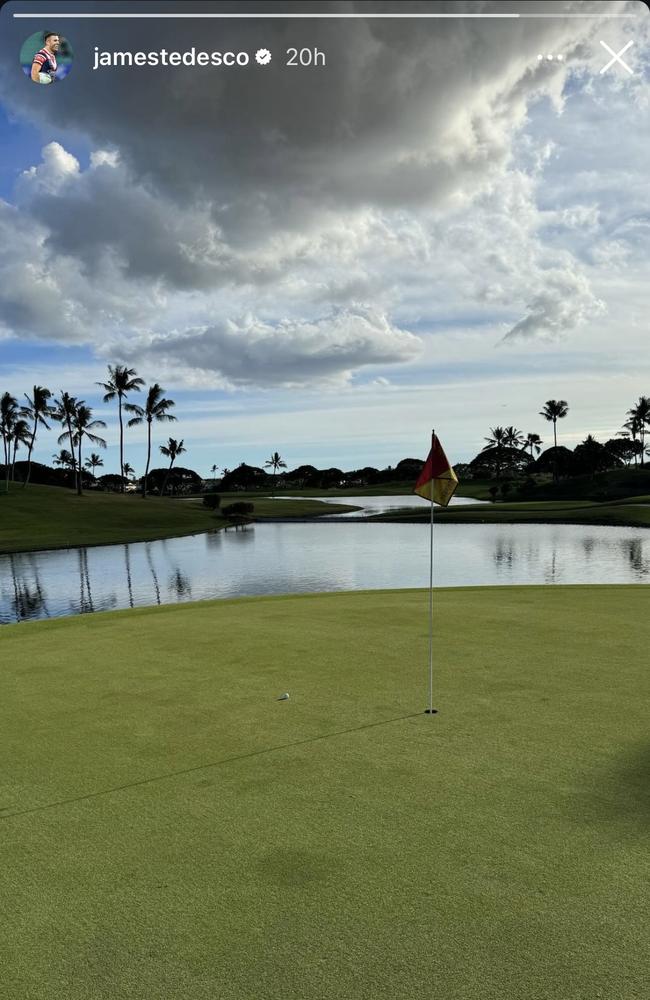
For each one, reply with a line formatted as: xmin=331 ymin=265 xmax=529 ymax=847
xmin=202 ymin=493 xmax=221 ymax=510
xmin=222 ymin=501 xmax=254 ymax=518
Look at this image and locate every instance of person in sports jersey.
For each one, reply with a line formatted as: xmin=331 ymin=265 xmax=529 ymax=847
xmin=31 ymin=32 xmax=60 ymax=85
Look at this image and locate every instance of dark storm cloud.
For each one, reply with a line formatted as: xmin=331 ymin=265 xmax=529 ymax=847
xmin=1 ymin=0 xmax=612 ymax=238
xmin=0 ymin=0 xmax=635 ymax=384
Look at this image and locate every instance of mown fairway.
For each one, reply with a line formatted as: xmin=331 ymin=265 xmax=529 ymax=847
xmin=372 ymin=497 xmax=650 ymax=528
xmin=0 ymin=483 xmax=357 ymax=554
xmin=1 ymin=586 xmax=648 ymax=999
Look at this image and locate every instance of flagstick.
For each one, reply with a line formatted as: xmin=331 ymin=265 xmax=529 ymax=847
xmin=425 ymin=428 xmax=438 ymax=715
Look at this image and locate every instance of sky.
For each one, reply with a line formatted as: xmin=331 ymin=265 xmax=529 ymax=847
xmin=0 ymin=0 xmax=649 ymax=477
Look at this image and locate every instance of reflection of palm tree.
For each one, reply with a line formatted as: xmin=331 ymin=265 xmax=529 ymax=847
xmin=82 ymin=550 xmax=93 ymax=612
xmin=169 ymin=568 xmax=192 ymax=599
xmin=539 ymin=400 xmax=569 ymax=481
xmin=125 ymin=384 xmax=177 ymax=498
xmin=97 ymin=365 xmax=144 ymax=491
xmin=8 ymin=553 xmax=48 ymax=622
xmin=27 ymin=554 xmax=50 ymax=618
xmin=625 ymin=538 xmax=650 ymax=576
xmin=265 ymin=451 xmax=287 ymax=493
xmin=124 ymin=544 xmax=134 ymax=608
xmin=145 ymin=544 xmax=161 ymax=605
xmin=8 ymin=552 xmax=21 ymax=621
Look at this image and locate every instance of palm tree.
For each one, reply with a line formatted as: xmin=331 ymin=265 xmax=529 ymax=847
xmin=97 ymin=365 xmax=144 ymax=491
xmin=628 ymin=397 xmax=650 ymax=468
xmin=125 ymin=384 xmax=176 ymax=498
xmin=10 ymin=418 xmax=31 ymax=480
xmin=52 ymin=392 xmax=79 ymax=491
xmin=482 ymin=426 xmax=508 ymax=480
xmin=159 ymin=438 xmax=186 ymax=496
xmin=539 ymin=400 xmax=569 ymax=480
xmin=211 ymin=463 xmax=219 ymax=482
xmin=71 ymin=404 xmax=107 ymax=496
xmin=53 ymin=448 xmax=75 ymax=470
xmin=264 ymin=451 xmax=287 ymax=492
xmin=619 ymin=414 xmax=643 ymax=468
xmin=123 ymin=462 xmax=135 ymax=481
xmin=84 ymin=453 xmax=104 ymax=478
xmin=1 ymin=392 xmax=18 ymax=491
xmin=20 ymin=385 xmax=52 ymax=487
xmin=524 ymin=433 xmax=543 ymax=459
xmin=503 ymin=426 xmax=525 ymax=450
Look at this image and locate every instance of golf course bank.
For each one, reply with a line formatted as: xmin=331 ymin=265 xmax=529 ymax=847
xmin=1 ymin=587 xmax=648 ymax=1000
xmin=0 ymin=483 xmax=359 ymax=555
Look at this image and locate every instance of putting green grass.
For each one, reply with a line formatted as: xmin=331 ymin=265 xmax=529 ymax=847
xmin=0 ymin=483 xmax=358 ymax=554
xmin=1 ymin=586 xmax=648 ymax=999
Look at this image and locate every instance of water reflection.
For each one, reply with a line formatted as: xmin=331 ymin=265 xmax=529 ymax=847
xmin=124 ymin=544 xmax=134 ymax=608
xmin=493 ymin=539 xmax=515 ymax=569
xmin=145 ymin=543 xmax=161 ymax=606
xmin=169 ymin=568 xmax=192 ymax=599
xmin=627 ymin=538 xmax=650 ymax=576
xmin=8 ymin=553 xmax=50 ymax=621
xmin=206 ymin=530 xmax=223 ymax=550
xmin=1 ymin=521 xmax=649 ymax=625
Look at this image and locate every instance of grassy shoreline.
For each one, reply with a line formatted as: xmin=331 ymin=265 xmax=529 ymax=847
xmin=368 ymin=498 xmax=650 ymax=528
xmin=1 ymin=586 xmax=647 ymax=999
xmin=3 ymin=476 xmax=650 ymax=557
xmin=0 ymin=484 xmax=360 ymax=555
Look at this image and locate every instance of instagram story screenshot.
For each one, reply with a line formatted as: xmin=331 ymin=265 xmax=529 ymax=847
xmin=0 ymin=2 xmax=649 ymax=998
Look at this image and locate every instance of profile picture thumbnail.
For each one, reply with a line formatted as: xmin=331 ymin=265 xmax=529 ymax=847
xmin=20 ymin=31 xmax=74 ymax=85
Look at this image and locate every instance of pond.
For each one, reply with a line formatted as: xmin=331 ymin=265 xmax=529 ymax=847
xmin=2 ymin=518 xmax=649 ymax=624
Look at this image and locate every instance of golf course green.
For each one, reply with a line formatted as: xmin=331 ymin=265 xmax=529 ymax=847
xmin=1 ymin=586 xmax=648 ymax=999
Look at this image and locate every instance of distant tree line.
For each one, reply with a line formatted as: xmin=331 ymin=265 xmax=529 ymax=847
xmin=463 ymin=396 xmax=650 ymax=487
xmin=214 ymin=457 xmax=427 ymax=492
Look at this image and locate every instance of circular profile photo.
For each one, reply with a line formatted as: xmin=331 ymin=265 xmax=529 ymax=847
xmin=20 ymin=31 xmax=74 ymax=85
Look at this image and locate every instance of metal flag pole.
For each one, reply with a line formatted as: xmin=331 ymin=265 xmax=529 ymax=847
xmin=425 ymin=428 xmax=437 ymax=715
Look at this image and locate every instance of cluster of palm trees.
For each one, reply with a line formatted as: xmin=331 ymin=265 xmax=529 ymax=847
xmin=1 ymin=365 xmax=181 ymax=497
xmin=483 ymin=395 xmax=650 ymax=481
xmin=621 ymin=396 xmax=650 ymax=467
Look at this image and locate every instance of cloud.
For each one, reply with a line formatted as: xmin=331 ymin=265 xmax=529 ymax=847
xmin=0 ymin=3 xmax=620 ymax=234
xmin=501 ymin=267 xmax=605 ymax=343
xmin=136 ymin=308 xmax=422 ymax=388
xmin=0 ymin=1 xmax=648 ymax=403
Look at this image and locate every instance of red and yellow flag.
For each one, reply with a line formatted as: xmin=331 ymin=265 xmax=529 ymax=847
xmin=414 ymin=434 xmax=458 ymax=507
